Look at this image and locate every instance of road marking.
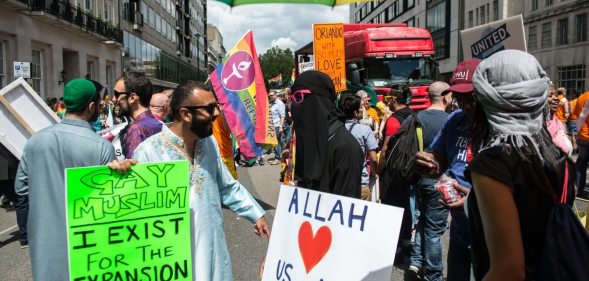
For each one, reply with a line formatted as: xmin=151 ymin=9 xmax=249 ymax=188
xmin=0 ymin=225 xmax=17 ymax=236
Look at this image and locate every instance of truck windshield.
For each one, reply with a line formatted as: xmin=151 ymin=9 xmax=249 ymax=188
xmin=364 ymin=57 xmax=437 ymax=87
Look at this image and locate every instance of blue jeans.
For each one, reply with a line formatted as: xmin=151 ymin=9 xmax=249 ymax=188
xmin=410 ymin=185 xmax=449 ymax=281
xmin=273 ymin=127 xmax=282 ymax=161
xmin=282 ymin=123 xmax=292 ymax=150
xmin=575 ymin=140 xmax=589 ymax=193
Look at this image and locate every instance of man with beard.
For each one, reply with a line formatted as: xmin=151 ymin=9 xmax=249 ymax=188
xmin=130 ymin=80 xmax=270 ymax=281
xmin=113 ymin=72 xmax=162 ymax=158
xmin=290 ymin=71 xmax=363 ymax=198
xmin=15 ymin=78 xmax=116 ymax=280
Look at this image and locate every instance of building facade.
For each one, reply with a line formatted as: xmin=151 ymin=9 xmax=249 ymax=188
xmin=0 ymin=0 xmax=123 ymax=99
xmin=206 ymin=24 xmax=226 ymax=73
xmin=120 ymin=0 xmax=207 ymax=90
xmin=524 ymin=0 xmax=588 ymax=95
xmin=349 ymin=0 xmax=461 ymax=80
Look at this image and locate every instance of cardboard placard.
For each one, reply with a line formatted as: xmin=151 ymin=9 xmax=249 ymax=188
xmin=66 ymin=161 xmax=192 ymax=281
xmin=262 ymin=185 xmax=403 ymax=281
xmin=0 ymin=77 xmax=60 ymax=159
xmin=313 ymin=23 xmax=347 ymax=92
xmin=461 ymin=15 xmax=527 ymax=60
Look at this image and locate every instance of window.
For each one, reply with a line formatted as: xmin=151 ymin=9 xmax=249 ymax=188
xmin=576 ymin=13 xmax=587 ymax=42
xmin=558 ymin=65 xmax=586 ymax=93
xmin=493 ymin=0 xmax=498 ymax=21
xmin=405 ymin=17 xmax=415 ymax=27
xmin=532 ymin=0 xmax=539 ymax=11
xmin=86 ymin=0 xmax=93 ymax=12
xmin=31 ymin=50 xmax=43 ymax=97
xmin=476 ymin=7 xmax=479 ymax=25
xmin=542 ymin=22 xmax=552 ymax=48
xmin=104 ymin=1 xmax=113 ymax=23
xmin=529 ymin=25 xmax=538 ymax=50
xmin=546 ymin=0 xmax=553 ymax=6
xmin=557 ymin=18 xmax=568 ymax=45
xmin=87 ymin=61 xmax=95 ymax=80
xmin=407 ymin=0 xmax=415 ymax=9
xmin=0 ymin=42 xmax=5 ymax=88
xmin=427 ymin=1 xmax=446 ymax=33
xmin=480 ymin=5 xmax=486 ymax=25
xmin=468 ymin=10 xmax=473 ymax=27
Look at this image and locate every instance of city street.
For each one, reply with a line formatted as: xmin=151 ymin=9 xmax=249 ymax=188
xmin=0 ymin=160 xmax=447 ymax=280
xmin=3 ymin=160 xmax=588 ymax=281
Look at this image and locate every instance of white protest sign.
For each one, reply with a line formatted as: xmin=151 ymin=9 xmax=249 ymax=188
xmin=299 ymin=62 xmax=315 ymax=74
xmin=262 ymin=185 xmax=404 ymax=281
xmin=0 ymin=78 xmax=59 ymax=159
xmin=13 ymin=62 xmax=31 ymax=79
xmin=97 ymin=121 xmax=128 ymax=160
xmin=461 ymin=15 xmax=526 ymax=60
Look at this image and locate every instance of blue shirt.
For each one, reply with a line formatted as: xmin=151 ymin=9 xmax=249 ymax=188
xmin=270 ymin=99 xmax=285 ymax=128
xmin=345 ymin=120 xmax=378 ymax=185
xmin=429 ymin=109 xmax=472 ymax=248
xmin=429 ymin=109 xmax=472 ymax=189
xmin=15 ymin=118 xmax=116 ymax=280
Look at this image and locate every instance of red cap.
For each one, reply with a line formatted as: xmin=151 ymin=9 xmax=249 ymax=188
xmin=442 ymin=58 xmax=482 ymax=95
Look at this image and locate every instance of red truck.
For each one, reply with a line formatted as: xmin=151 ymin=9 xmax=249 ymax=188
xmin=295 ymin=23 xmax=438 ymax=110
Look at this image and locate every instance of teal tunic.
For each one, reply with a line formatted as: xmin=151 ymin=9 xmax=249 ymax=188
xmin=133 ymin=126 xmax=265 ymax=281
xmin=15 ymin=118 xmax=116 ymax=280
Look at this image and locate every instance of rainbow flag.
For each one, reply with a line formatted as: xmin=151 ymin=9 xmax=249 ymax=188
xmin=210 ymin=30 xmax=277 ymax=159
xmin=268 ymin=73 xmax=282 ymax=83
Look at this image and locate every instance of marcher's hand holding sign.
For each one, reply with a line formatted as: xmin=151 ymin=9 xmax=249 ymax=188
xmin=107 ymin=159 xmax=138 ymax=174
xmin=254 ymin=216 xmax=271 ymax=239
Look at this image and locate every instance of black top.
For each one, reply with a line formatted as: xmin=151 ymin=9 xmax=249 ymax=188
xmin=466 ymin=145 xmax=574 ymax=280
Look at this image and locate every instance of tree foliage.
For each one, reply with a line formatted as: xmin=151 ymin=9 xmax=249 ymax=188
xmin=259 ymin=46 xmax=294 ymax=89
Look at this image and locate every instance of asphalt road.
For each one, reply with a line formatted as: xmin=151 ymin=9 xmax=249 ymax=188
xmin=2 ymin=160 xmax=588 ymax=281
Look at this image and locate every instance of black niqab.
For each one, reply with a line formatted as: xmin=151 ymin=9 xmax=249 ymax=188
xmin=290 ymin=71 xmax=349 ymax=190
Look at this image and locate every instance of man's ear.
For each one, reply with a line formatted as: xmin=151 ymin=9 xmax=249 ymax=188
xmin=87 ymin=101 xmax=96 ymax=113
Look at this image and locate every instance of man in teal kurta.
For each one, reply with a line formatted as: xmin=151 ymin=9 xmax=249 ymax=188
xmin=15 ymin=79 xmax=116 ymax=280
xmin=132 ymin=80 xmax=270 ymax=280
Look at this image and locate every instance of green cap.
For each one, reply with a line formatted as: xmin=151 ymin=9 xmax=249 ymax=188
xmin=63 ymin=79 xmax=97 ymax=113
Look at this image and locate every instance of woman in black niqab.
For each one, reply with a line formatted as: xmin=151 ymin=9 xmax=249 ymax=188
xmin=290 ymin=71 xmax=363 ymax=198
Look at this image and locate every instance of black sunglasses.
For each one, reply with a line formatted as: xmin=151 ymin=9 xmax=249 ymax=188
xmin=184 ymin=103 xmax=219 ymax=115
xmin=113 ymin=90 xmax=132 ymax=97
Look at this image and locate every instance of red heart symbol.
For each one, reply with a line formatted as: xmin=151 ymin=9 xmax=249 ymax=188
xmin=298 ymin=221 xmax=332 ymax=273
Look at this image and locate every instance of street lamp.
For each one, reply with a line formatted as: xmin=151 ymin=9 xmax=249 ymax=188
xmin=195 ymin=33 xmax=201 ymax=81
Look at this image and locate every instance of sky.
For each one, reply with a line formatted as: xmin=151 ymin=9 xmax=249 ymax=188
xmin=207 ymin=2 xmax=350 ymax=55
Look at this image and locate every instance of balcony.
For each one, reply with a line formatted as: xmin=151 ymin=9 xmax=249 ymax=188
xmin=22 ymin=0 xmax=123 ymax=44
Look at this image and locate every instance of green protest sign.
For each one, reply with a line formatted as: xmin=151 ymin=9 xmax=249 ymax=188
xmin=66 ymin=161 xmax=192 ymax=281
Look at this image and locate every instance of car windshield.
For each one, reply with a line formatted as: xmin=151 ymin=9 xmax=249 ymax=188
xmin=364 ymin=57 xmax=437 ymax=87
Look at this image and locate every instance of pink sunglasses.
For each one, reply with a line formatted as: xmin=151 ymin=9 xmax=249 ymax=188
xmin=288 ymin=89 xmax=312 ymax=104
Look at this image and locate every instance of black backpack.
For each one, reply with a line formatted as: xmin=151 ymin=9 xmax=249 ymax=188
xmin=537 ymin=162 xmax=589 ymax=281
xmin=379 ymin=114 xmax=423 ymax=205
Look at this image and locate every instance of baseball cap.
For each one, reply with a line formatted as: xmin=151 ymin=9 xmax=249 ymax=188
xmin=442 ymin=58 xmax=482 ymax=96
xmin=63 ymin=78 xmax=97 ymax=113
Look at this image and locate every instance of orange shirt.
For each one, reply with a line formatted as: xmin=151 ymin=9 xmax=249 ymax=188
xmin=572 ymin=93 xmax=589 ymax=141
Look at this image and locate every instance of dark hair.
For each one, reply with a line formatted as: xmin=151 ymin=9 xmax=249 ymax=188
xmin=86 ymin=79 xmax=103 ymax=110
xmin=339 ymin=94 xmax=361 ymax=119
xmin=118 ymin=71 xmax=153 ymax=107
xmin=170 ymin=80 xmax=212 ymax=121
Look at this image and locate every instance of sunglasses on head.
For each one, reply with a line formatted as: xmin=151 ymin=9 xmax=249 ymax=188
xmin=288 ymin=89 xmax=312 ymax=104
xmin=183 ymin=103 xmax=219 ymax=115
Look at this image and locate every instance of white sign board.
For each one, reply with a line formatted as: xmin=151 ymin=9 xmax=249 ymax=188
xmin=13 ymin=62 xmax=31 ymax=79
xmin=97 ymin=121 xmax=128 ymax=161
xmin=262 ymin=185 xmax=404 ymax=281
xmin=461 ymin=15 xmax=526 ymax=60
xmin=0 ymin=78 xmax=60 ymax=159
xmin=299 ymin=62 xmax=315 ymax=74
